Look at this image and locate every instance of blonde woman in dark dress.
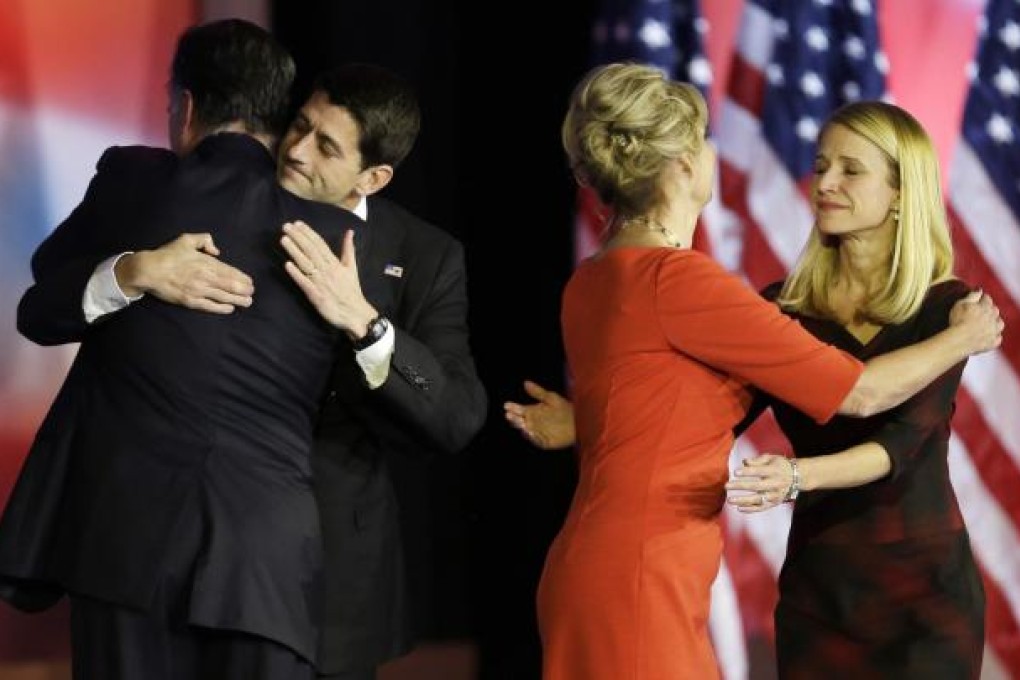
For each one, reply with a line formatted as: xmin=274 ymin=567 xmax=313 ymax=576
xmin=723 ymin=101 xmax=989 ymax=679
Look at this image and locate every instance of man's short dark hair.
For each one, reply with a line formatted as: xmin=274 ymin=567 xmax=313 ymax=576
xmin=171 ymin=19 xmax=295 ymax=136
xmin=313 ymin=64 xmax=421 ymax=169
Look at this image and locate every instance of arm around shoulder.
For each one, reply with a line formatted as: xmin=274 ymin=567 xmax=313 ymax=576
xmin=836 ymin=290 xmax=1002 ymax=417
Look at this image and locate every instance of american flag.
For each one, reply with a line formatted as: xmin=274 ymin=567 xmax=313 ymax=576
xmin=577 ymin=0 xmax=1020 ymax=677
xmin=945 ymin=0 xmax=1020 ymax=674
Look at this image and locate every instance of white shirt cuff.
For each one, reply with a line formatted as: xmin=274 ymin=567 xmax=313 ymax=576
xmin=355 ymin=321 xmax=395 ymax=389
xmin=83 ymin=252 xmax=144 ymax=323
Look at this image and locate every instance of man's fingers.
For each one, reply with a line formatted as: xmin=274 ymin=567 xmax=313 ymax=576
xmin=196 ymin=233 xmax=220 ymax=256
xmin=338 ymin=229 xmax=357 ymax=268
xmin=284 ymin=261 xmax=325 ymax=305
xmin=181 ymin=297 xmax=235 ymax=315
xmin=283 ymin=221 xmax=333 ymax=265
xmin=177 ymin=232 xmax=221 ymax=256
xmin=281 ymin=233 xmax=318 ymax=276
xmin=202 ymin=288 xmax=253 ymax=308
xmin=206 ymin=266 xmax=254 ymax=296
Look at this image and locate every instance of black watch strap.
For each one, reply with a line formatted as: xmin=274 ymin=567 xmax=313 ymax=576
xmin=352 ymin=315 xmax=389 ymax=350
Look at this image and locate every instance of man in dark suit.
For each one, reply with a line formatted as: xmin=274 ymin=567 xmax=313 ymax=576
xmin=0 ymin=19 xmax=366 ymax=679
xmin=274 ymin=64 xmax=488 ymax=679
xmin=14 ymin=62 xmax=488 ymax=679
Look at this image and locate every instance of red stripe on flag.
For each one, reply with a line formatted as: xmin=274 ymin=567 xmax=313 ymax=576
xmin=979 ymin=561 xmax=1020 ymax=673
xmin=948 ymin=205 xmax=1020 ymax=378
xmin=725 ymin=54 xmax=768 ymax=116
xmin=954 ymin=389 xmax=1020 ymax=526
xmin=722 ymin=525 xmax=780 ymax=643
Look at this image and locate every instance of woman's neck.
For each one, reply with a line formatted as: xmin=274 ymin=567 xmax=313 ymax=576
xmin=607 ymin=208 xmax=696 ymax=250
xmin=835 ymin=225 xmax=895 ymax=297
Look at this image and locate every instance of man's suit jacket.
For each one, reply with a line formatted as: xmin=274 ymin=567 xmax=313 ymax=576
xmin=0 ymin=133 xmax=364 ymax=662
xmin=313 ymin=196 xmax=487 ymax=673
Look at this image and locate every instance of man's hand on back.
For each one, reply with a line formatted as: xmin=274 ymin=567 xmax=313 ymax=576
xmin=115 ymin=233 xmax=254 ymax=313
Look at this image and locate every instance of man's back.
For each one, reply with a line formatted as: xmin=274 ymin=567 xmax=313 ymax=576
xmin=0 ymin=132 xmax=363 ymax=661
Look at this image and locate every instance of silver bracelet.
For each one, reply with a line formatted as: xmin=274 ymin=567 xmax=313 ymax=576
xmin=783 ymin=457 xmax=801 ymax=503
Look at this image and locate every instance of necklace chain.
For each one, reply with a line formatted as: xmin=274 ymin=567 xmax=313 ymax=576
xmin=617 ymin=216 xmax=680 ymax=247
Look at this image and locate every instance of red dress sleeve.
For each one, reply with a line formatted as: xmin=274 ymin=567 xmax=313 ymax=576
xmin=654 ymin=250 xmax=862 ymax=424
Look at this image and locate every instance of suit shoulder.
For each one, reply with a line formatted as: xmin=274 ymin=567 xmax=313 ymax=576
xmin=278 ymin=188 xmax=365 ymax=237
xmin=95 ymin=145 xmax=177 ymax=177
xmin=372 ymin=197 xmax=460 ymax=250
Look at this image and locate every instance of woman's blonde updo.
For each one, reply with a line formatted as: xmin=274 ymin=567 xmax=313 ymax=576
xmin=562 ymin=62 xmax=709 ymax=221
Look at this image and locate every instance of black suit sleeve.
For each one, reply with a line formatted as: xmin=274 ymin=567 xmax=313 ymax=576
xmin=372 ymin=240 xmax=487 ymax=453
xmin=17 ymin=150 xmax=119 ymax=346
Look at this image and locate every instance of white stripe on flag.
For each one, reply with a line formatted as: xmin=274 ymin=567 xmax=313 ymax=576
xmin=950 ymin=142 xmax=1020 ymax=303
xmin=736 ymin=2 xmax=776 ymax=71
xmin=717 ymin=99 xmax=762 ymax=174
xmin=709 ymin=559 xmax=750 ymax=680
xmin=747 ymin=143 xmax=815 ymax=269
xmin=948 ymin=435 xmax=1020 ymax=625
xmin=961 ymin=351 xmax=1020 ymax=469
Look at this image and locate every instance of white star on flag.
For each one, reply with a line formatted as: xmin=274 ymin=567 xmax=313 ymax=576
xmin=987 ymin=112 xmax=1014 ymax=142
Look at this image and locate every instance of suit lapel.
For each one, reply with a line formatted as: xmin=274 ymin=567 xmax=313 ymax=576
xmin=359 ymin=199 xmax=407 ymax=319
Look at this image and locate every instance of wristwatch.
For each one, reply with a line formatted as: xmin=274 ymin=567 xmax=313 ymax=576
xmin=352 ymin=315 xmax=390 ymax=350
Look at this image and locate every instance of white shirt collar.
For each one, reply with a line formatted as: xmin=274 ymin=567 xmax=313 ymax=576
xmin=352 ymin=194 xmax=368 ymax=221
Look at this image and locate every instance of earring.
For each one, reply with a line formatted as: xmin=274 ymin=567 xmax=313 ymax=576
xmin=891 ymin=207 xmax=900 ymax=222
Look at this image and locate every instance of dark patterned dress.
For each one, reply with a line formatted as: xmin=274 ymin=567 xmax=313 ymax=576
xmin=764 ymin=279 xmax=986 ymax=680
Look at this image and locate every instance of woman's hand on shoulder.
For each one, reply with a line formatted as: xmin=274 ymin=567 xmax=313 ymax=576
xmin=949 ymin=289 xmax=1004 ymax=355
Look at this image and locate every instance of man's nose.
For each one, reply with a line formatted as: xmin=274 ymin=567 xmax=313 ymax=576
xmin=286 ymin=132 xmax=313 ymax=162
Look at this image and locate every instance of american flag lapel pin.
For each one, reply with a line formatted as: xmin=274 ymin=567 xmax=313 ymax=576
xmin=384 ymin=264 xmax=404 ymax=278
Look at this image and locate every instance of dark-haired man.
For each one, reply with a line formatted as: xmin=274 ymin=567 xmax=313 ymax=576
xmin=274 ymin=63 xmax=488 ymax=680
xmin=0 ymin=19 xmax=364 ymax=679
xmin=13 ymin=60 xmax=487 ymax=680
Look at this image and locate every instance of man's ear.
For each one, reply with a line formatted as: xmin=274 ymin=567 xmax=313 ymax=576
xmin=180 ymin=90 xmax=196 ymax=133
xmin=174 ymin=89 xmax=200 ymax=154
xmin=355 ymin=164 xmax=395 ymax=197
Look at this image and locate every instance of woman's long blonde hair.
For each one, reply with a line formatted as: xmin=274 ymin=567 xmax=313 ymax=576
xmin=777 ymin=101 xmax=954 ymax=323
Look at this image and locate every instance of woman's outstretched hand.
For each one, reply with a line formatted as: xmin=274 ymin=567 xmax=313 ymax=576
xmin=504 ymin=380 xmax=576 ymax=450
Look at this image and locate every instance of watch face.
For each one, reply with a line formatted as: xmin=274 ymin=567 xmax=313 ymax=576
xmin=355 ymin=316 xmax=388 ymax=349
xmin=370 ymin=317 xmax=388 ymax=339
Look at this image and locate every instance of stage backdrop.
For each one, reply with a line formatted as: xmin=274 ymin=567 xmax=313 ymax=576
xmin=0 ymin=0 xmax=267 ymax=667
xmin=575 ymin=1 xmax=1018 ymax=678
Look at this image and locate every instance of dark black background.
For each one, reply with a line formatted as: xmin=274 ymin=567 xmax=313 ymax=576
xmin=272 ymin=2 xmax=598 ymax=676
